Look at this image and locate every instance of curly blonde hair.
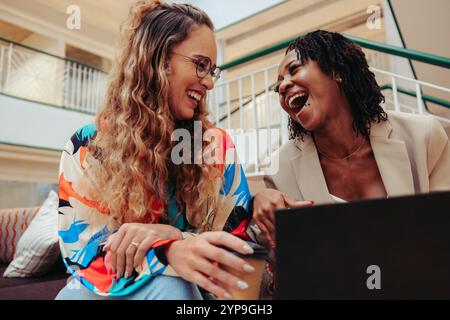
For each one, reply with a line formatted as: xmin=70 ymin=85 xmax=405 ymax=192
xmin=84 ymin=1 xmax=221 ymax=230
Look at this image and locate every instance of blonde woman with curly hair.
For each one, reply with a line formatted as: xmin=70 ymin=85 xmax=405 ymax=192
xmin=56 ymin=1 xmax=260 ymax=300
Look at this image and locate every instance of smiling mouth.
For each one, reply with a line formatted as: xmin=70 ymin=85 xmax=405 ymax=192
xmin=287 ymin=92 xmax=309 ymax=114
xmin=187 ymin=90 xmax=202 ymax=106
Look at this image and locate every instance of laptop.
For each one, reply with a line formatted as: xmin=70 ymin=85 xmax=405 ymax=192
xmin=275 ymin=191 xmax=450 ymax=299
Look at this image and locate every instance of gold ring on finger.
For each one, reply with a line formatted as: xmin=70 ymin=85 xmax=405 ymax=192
xmin=129 ymin=241 xmax=140 ymax=249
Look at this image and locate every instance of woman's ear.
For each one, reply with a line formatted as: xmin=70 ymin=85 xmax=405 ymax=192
xmin=332 ymin=71 xmax=342 ymax=83
xmin=163 ymin=53 xmax=172 ymax=75
xmin=164 ymin=62 xmax=171 ymax=75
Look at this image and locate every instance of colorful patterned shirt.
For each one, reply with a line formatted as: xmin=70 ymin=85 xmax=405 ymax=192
xmin=58 ymin=124 xmax=255 ymax=297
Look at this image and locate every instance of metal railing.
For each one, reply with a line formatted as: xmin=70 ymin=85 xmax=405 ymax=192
xmin=373 ymin=67 xmax=450 ymax=124
xmin=380 ymin=83 xmax=450 ymax=109
xmin=1 ymin=35 xmax=449 ymax=177
xmin=211 ymin=34 xmax=450 ymax=176
xmin=0 ymin=38 xmax=107 ymax=115
xmin=220 ymin=33 xmax=450 ymax=70
xmin=208 ymin=63 xmax=284 ymax=176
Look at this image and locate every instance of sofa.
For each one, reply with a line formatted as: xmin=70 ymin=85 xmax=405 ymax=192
xmin=0 ymin=258 xmax=67 ymax=300
xmin=0 ymin=191 xmax=69 ymax=300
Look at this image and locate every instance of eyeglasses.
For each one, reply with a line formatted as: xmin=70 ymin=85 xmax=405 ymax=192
xmin=172 ymin=52 xmax=221 ymax=82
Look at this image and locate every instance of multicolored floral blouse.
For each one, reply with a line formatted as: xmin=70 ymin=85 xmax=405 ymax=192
xmin=58 ymin=124 xmax=257 ymax=297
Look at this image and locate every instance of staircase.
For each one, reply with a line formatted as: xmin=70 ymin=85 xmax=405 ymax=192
xmin=207 ymin=34 xmax=450 ymax=182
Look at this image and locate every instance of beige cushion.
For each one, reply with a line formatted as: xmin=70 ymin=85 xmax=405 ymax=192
xmin=3 ymin=190 xmax=60 ymax=277
xmin=0 ymin=207 xmax=40 ymax=263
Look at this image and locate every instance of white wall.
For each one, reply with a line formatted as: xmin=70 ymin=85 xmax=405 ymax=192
xmin=0 ymin=93 xmax=94 ymax=150
xmin=385 ymin=0 xmax=450 ymax=119
xmin=21 ymin=33 xmax=65 ymax=57
xmin=383 ymin=0 xmax=414 ymax=82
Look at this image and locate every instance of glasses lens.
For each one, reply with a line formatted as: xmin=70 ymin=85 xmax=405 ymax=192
xmin=196 ymin=59 xmax=211 ymax=78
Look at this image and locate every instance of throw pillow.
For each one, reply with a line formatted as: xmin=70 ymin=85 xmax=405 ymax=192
xmin=0 ymin=207 xmax=40 ymax=263
xmin=3 ymin=190 xmax=60 ymax=277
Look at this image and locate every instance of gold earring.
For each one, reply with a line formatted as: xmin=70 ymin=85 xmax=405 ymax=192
xmin=332 ymin=72 xmax=342 ymax=83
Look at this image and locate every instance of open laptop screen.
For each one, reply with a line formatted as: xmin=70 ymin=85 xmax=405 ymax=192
xmin=275 ymin=191 xmax=450 ymax=299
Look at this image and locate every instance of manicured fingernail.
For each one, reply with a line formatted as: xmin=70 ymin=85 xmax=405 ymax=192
xmin=243 ymin=264 xmax=255 ymax=273
xmin=243 ymin=244 xmax=254 ymax=254
xmin=236 ymin=280 xmax=249 ymax=290
xmin=124 ymin=272 xmax=129 ymax=279
xmin=224 ymin=292 xmax=232 ymax=299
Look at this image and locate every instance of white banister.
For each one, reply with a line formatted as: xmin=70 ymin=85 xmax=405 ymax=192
xmin=211 ymin=63 xmax=449 ymax=176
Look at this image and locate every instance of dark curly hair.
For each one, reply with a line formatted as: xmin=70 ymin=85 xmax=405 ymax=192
xmin=284 ymin=30 xmax=387 ymax=140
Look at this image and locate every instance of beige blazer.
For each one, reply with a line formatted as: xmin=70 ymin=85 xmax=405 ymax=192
xmin=264 ymin=111 xmax=450 ymax=204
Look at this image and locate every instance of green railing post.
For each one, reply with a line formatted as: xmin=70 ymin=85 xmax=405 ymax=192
xmin=219 ymin=33 xmax=450 ymax=112
xmin=220 ymin=34 xmax=450 ymax=70
xmin=380 ymin=84 xmax=450 ymax=109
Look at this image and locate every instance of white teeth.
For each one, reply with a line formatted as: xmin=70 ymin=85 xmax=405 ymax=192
xmin=187 ymin=91 xmax=201 ymax=102
xmin=288 ymin=93 xmax=307 ymax=108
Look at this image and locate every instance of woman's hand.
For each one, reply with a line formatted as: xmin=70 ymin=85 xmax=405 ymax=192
xmin=253 ymin=189 xmax=313 ymax=248
xmin=166 ymin=231 xmax=256 ymax=299
xmin=104 ymin=223 xmax=182 ymax=279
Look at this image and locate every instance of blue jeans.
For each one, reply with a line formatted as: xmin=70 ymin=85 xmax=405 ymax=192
xmin=55 ymin=275 xmax=204 ymax=300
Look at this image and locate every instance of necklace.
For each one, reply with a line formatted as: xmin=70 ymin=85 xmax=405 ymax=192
xmin=314 ymin=136 xmax=366 ymax=161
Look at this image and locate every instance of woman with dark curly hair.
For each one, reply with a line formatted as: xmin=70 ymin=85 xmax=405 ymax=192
xmin=251 ymin=30 xmax=450 ymax=250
